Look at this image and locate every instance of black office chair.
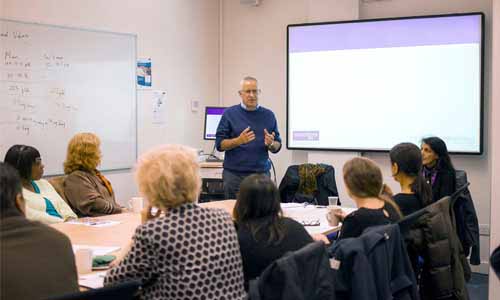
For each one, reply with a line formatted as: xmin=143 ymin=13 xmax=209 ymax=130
xmin=279 ymin=163 xmax=339 ymax=206
xmin=450 ymin=182 xmax=471 ymax=208
xmin=44 ymin=281 xmax=141 ymax=300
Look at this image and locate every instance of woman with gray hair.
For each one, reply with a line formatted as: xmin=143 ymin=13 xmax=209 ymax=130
xmin=104 ymin=144 xmax=246 ymax=300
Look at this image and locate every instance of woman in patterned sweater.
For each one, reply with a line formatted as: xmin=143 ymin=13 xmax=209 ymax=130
xmin=104 ymin=144 xmax=246 ymax=300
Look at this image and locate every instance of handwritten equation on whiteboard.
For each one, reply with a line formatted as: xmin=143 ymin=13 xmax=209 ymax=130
xmin=1 ymin=28 xmax=78 ymax=136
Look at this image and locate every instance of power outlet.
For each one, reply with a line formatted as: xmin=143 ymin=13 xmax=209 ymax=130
xmin=478 ymin=224 xmax=490 ymax=236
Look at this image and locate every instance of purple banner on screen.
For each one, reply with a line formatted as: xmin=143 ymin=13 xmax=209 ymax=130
xmin=206 ymin=133 xmax=216 ymax=138
xmin=293 ymin=131 xmax=320 ymax=141
xmin=207 ymin=107 xmax=225 ymax=115
xmin=289 ymin=15 xmax=481 ymax=53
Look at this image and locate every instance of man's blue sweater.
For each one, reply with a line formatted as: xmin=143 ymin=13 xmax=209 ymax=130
xmin=215 ymin=105 xmax=281 ymax=173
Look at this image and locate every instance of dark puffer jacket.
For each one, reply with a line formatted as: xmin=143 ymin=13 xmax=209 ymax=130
xmin=454 ymin=170 xmax=480 ymax=265
xmin=407 ymin=196 xmax=471 ymax=300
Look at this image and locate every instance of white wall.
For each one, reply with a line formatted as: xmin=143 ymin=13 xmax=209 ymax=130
xmin=3 ymin=0 xmax=221 ymax=204
xmin=221 ymin=0 xmax=359 ymax=202
xmin=222 ymin=0 xmax=494 ymax=273
xmin=489 ymin=0 xmax=500 ymax=298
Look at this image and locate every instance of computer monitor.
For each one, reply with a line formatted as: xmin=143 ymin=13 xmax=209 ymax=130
xmin=203 ymin=106 xmax=226 ymax=140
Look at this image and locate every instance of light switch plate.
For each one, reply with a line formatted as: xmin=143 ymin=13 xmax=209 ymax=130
xmin=191 ymin=99 xmax=199 ymax=112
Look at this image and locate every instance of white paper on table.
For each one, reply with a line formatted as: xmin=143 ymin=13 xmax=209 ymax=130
xmin=79 ymin=271 xmax=107 ymax=289
xmin=73 ymin=245 xmax=121 ymax=257
xmin=282 ymin=206 xmax=358 ymax=235
xmin=66 ymin=220 xmax=121 ymax=227
xmin=280 ymin=203 xmax=305 ymax=209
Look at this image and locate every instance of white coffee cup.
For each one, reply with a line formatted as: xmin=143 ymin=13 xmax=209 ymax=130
xmin=75 ymin=248 xmax=93 ymax=274
xmin=328 ymin=196 xmax=339 ymax=206
xmin=326 ymin=205 xmax=343 ymax=227
xmin=129 ymin=197 xmax=144 ymax=213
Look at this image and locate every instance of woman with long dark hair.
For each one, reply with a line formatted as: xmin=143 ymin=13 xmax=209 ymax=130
xmin=421 ymin=137 xmax=456 ymax=202
xmin=234 ymin=174 xmax=313 ymax=285
xmin=390 ymin=143 xmax=433 ymax=216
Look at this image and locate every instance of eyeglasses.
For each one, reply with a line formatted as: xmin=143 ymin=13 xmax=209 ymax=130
xmin=240 ymin=89 xmax=261 ymax=95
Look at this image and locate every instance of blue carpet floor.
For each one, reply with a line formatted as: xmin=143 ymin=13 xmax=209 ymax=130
xmin=467 ymin=273 xmax=489 ymax=300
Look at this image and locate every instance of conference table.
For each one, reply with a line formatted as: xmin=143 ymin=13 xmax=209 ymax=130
xmin=51 ymin=200 xmax=354 ymax=288
xmin=52 ymin=200 xmax=351 ymax=247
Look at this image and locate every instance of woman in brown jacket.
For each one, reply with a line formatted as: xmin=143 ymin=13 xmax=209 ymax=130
xmin=63 ymin=133 xmax=122 ymax=217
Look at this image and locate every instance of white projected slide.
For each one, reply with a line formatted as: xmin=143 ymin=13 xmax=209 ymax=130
xmin=287 ymin=13 xmax=483 ymax=153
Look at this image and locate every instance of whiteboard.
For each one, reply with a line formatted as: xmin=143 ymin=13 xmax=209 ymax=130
xmin=0 ymin=19 xmax=137 ymax=175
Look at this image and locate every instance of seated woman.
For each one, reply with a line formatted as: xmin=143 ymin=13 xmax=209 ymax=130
xmin=234 ymin=174 xmax=313 ymax=285
xmin=335 ymin=157 xmax=402 ymax=240
xmin=63 ymin=132 xmax=122 ymax=217
xmin=0 ymin=162 xmax=79 ymax=300
xmin=390 ymin=142 xmax=432 ymax=216
xmin=421 ymin=136 xmax=457 ymax=202
xmin=104 ymin=145 xmax=246 ymax=299
xmin=3 ymin=145 xmax=77 ymax=224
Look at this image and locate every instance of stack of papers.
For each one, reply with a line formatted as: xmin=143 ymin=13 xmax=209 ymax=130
xmin=79 ymin=271 xmax=106 ymax=289
xmin=66 ymin=219 xmax=121 ymax=227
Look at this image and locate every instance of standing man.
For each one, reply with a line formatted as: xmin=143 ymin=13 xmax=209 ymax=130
xmin=216 ymin=76 xmax=282 ymax=199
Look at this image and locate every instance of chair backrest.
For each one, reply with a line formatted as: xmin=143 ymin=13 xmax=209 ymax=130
xmin=44 ymin=281 xmax=140 ymax=300
xmin=450 ymin=181 xmax=470 ymax=208
xmin=279 ymin=164 xmax=339 ymax=206
xmin=48 ymin=175 xmax=69 ymax=204
xmin=249 ymin=241 xmax=335 ymax=300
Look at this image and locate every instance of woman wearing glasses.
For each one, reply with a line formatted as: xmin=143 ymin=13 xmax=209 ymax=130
xmin=63 ymin=133 xmax=122 ymax=217
xmin=234 ymin=174 xmax=313 ymax=286
xmin=3 ymin=145 xmax=77 ymax=224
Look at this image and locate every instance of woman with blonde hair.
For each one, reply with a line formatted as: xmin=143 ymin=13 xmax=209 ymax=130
xmin=104 ymin=144 xmax=246 ymax=299
xmin=336 ymin=157 xmax=401 ymax=240
xmin=63 ymin=133 xmax=122 ymax=217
